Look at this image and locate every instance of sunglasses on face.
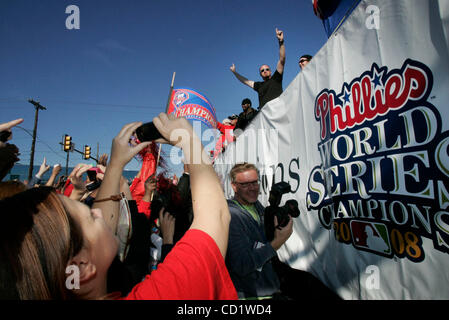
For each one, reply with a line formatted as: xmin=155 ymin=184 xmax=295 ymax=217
xmin=234 ymin=180 xmax=259 ymax=188
xmin=299 ymin=59 xmax=309 ymax=64
xmin=260 ymin=68 xmax=270 ymax=73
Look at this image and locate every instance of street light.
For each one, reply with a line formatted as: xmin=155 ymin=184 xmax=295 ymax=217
xmin=83 ymin=145 xmax=91 ymax=160
xmin=63 ymin=135 xmax=72 ymax=152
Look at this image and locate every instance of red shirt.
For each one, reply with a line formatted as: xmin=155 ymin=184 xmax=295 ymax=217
xmin=123 ymin=229 xmax=237 ymax=300
xmin=130 ymin=149 xmax=156 ymax=205
xmin=63 ymin=180 xmax=74 ymax=197
xmin=137 ymin=200 xmax=151 ymax=219
xmin=214 ymin=122 xmax=235 ymax=159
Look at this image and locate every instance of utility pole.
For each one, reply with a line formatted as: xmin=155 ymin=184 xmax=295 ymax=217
xmin=62 ymin=135 xmax=73 ymax=176
xmin=27 ymin=99 xmax=46 ymax=182
xmin=65 ymin=150 xmax=70 ymax=176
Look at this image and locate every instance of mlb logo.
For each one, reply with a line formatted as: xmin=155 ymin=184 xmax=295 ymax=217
xmin=351 ymin=220 xmax=392 ymax=256
xmin=173 ymin=90 xmax=188 ymax=108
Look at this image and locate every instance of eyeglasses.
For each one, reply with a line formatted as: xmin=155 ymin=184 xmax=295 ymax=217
xmin=234 ymin=180 xmax=259 ymax=188
xmin=260 ymin=68 xmax=270 ymax=73
xmin=299 ymin=59 xmax=309 ymax=64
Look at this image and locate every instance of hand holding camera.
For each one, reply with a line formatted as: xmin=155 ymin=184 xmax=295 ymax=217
xmin=109 ymin=122 xmax=152 ymax=169
xmin=69 ymin=163 xmax=93 ymax=192
xmin=135 ymin=113 xmax=197 ymax=150
xmin=271 ymin=215 xmax=293 ymax=251
xmin=264 ymin=181 xmax=300 ymax=243
xmin=151 ymin=113 xmax=197 ymax=150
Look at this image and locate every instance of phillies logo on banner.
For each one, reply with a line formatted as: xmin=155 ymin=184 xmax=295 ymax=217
xmin=168 ymin=87 xmax=218 ymax=129
xmin=306 ymin=59 xmax=449 ymax=262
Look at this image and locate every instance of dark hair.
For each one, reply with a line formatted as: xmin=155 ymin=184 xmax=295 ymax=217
xmin=241 ymin=98 xmax=252 ymax=106
xmin=0 ymin=187 xmax=84 ymax=299
xmin=151 ymin=173 xmax=192 ymax=243
xmin=299 ymin=54 xmax=312 ymax=61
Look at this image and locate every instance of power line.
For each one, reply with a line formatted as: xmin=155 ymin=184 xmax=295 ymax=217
xmin=16 ymin=126 xmax=33 ymax=137
xmin=15 ymin=125 xmax=67 ymax=161
xmin=0 ymin=97 xmax=163 ymax=110
xmin=36 ymin=140 xmax=67 ymax=160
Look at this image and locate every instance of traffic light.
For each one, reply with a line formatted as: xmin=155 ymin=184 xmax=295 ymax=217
xmin=83 ymin=145 xmax=91 ymax=160
xmin=63 ymin=135 xmax=72 ymax=152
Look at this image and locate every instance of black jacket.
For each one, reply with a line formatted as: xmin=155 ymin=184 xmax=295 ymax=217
xmin=235 ymin=108 xmax=258 ymax=132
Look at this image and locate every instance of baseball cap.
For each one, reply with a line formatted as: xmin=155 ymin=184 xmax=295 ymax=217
xmin=241 ymin=98 xmax=252 ymax=106
xmin=222 ymin=118 xmax=232 ymax=125
xmin=299 ymin=54 xmax=313 ymax=62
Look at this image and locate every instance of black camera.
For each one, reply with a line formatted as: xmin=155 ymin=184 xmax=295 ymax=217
xmin=135 ymin=122 xmax=163 ymax=142
xmin=86 ymin=180 xmax=102 ymax=191
xmin=264 ymin=181 xmax=300 ymax=242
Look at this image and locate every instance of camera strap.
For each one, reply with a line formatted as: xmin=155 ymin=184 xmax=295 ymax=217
xmin=117 ymin=193 xmax=133 ymax=262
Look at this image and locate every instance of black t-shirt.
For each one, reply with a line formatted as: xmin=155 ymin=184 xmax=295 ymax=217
xmin=253 ymin=70 xmax=283 ymax=109
xmin=235 ymin=108 xmax=258 ymax=131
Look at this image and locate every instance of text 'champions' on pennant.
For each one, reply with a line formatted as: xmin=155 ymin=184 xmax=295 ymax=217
xmin=168 ymin=87 xmax=218 ymax=129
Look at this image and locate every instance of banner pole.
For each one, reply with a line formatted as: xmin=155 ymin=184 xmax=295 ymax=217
xmin=152 ymin=71 xmax=176 ymax=201
xmin=165 ymin=72 xmax=176 ymax=113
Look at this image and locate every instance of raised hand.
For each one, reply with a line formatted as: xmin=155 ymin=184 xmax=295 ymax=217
xmin=230 ymin=63 xmax=236 ymax=73
xmin=98 ymin=153 xmax=109 ymax=167
xmin=0 ymin=118 xmax=24 ymax=147
xmin=276 ymin=28 xmax=284 ymax=43
xmin=152 ymin=113 xmax=197 ymax=150
xmin=0 ymin=118 xmax=24 ymax=133
xmin=45 ymin=164 xmax=62 ymax=187
xmin=36 ymin=157 xmax=51 ymax=178
xmin=159 ymin=208 xmax=176 ymax=245
xmin=69 ymin=163 xmax=93 ymax=192
xmin=52 ymin=164 xmax=62 ymax=176
xmin=109 ymin=122 xmax=151 ymax=168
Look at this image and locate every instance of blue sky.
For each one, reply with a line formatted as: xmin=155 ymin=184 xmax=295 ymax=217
xmin=0 ymin=0 xmax=327 ymax=176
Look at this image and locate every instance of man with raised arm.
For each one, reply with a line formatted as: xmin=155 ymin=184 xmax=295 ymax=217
xmin=298 ymin=54 xmax=312 ymax=70
xmin=230 ymin=28 xmax=286 ymax=110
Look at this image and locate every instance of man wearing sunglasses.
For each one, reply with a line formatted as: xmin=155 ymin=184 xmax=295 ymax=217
xmin=229 ymin=28 xmax=286 ymax=110
xmin=225 ymin=163 xmax=293 ymax=299
xmin=299 ymin=54 xmax=312 ymax=70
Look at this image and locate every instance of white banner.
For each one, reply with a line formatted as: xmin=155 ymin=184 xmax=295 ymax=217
xmin=214 ymin=0 xmax=449 ymax=299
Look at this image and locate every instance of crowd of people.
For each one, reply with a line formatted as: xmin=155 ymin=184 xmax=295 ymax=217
xmin=1 ymin=115 xmax=237 ymax=299
xmin=0 ymin=28 xmax=334 ymax=301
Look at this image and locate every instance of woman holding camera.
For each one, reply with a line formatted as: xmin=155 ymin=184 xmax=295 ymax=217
xmin=0 ymin=113 xmax=237 ymax=300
